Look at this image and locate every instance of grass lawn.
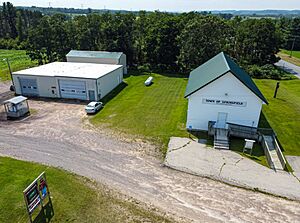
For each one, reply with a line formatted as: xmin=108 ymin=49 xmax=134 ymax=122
xmin=278 ymin=50 xmax=300 ymax=67
xmin=0 ymin=157 xmax=173 ymax=223
xmin=0 ymin=49 xmax=37 ymax=81
xmin=255 ymin=79 xmax=300 ymax=156
xmin=281 ymin=49 xmax=300 ymax=60
xmin=90 ymin=72 xmax=189 ymax=153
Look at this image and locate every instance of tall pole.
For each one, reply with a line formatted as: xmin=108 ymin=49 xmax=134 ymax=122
xmin=4 ymin=58 xmax=14 ymax=85
xmin=290 ymin=37 xmax=296 ymax=58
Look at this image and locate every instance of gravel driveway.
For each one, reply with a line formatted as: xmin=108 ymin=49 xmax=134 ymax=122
xmin=0 ymin=89 xmax=300 ymax=222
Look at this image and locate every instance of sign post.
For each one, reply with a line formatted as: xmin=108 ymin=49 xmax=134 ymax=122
xmin=23 ymin=172 xmax=52 ymax=223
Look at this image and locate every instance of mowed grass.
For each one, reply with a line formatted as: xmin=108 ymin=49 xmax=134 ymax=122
xmin=91 ymin=72 xmax=189 ymax=152
xmin=281 ymin=49 xmax=300 ymax=60
xmin=278 ymin=50 xmax=300 ymax=66
xmin=0 ymin=157 xmax=173 ymax=223
xmin=0 ymin=49 xmax=37 ymax=81
xmin=255 ymin=79 xmax=300 ymax=156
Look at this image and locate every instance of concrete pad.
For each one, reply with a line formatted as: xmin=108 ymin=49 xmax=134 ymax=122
xmin=165 ymin=137 xmax=300 ymax=201
xmin=286 ymin=156 xmax=300 ymax=179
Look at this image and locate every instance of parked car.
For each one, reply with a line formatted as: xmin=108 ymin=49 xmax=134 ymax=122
xmin=85 ymin=102 xmax=103 ymax=114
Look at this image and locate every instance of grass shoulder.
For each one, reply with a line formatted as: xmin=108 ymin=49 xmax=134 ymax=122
xmin=278 ymin=50 xmax=300 ymax=67
xmin=254 ymin=79 xmax=300 ymax=156
xmin=0 ymin=157 xmax=175 ymax=223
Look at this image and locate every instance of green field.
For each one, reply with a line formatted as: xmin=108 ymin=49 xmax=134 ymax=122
xmin=91 ymin=72 xmax=189 ymax=153
xmin=255 ymin=79 xmax=300 ymax=156
xmin=0 ymin=157 xmax=173 ymax=223
xmin=281 ymin=49 xmax=300 ymax=60
xmin=0 ymin=49 xmax=37 ymax=81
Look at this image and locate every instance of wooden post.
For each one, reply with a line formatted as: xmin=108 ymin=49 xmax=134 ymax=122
xmin=273 ymin=82 xmax=280 ymax=98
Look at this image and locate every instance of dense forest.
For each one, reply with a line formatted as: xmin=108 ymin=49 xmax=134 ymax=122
xmin=0 ymin=2 xmax=300 ymax=78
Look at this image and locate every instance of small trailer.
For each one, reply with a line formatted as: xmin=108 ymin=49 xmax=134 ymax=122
xmin=3 ymin=96 xmax=30 ymax=119
xmin=144 ymin=76 xmax=153 ymax=86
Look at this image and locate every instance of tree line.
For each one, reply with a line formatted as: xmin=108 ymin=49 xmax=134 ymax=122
xmin=0 ymin=2 xmax=299 ymax=78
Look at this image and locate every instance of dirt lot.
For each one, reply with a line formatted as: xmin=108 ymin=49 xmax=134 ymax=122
xmin=0 ymin=84 xmax=300 ymax=222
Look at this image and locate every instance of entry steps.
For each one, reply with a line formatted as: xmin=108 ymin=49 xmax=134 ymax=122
xmin=262 ymin=135 xmax=286 ymax=171
xmin=214 ymin=128 xmax=229 ymax=150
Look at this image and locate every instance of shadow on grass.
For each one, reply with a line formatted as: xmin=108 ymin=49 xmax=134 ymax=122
xmin=33 ymin=199 xmax=54 ymax=223
xmin=188 ymin=130 xmax=214 ymax=147
xmin=230 ymin=137 xmax=265 ymax=157
xmin=258 ymin=112 xmax=272 ymax=128
xmin=100 ymin=82 xmax=128 ymax=104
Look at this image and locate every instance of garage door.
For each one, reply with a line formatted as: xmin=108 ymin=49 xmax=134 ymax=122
xmin=19 ymin=77 xmax=39 ymax=96
xmin=59 ymin=80 xmax=87 ymax=100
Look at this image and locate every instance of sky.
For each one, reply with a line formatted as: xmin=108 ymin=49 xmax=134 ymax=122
xmin=4 ymin=0 xmax=300 ymax=11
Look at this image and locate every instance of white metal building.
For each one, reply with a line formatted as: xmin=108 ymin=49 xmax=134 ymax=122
xmin=185 ymin=52 xmax=268 ymax=131
xmin=66 ymin=50 xmax=127 ymax=74
xmin=12 ymin=62 xmax=123 ymax=101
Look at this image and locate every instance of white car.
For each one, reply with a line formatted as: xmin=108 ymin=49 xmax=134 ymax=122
xmin=85 ymin=102 xmax=103 ymax=114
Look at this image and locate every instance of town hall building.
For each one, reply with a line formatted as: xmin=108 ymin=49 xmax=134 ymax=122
xmin=185 ymin=52 xmax=268 ymax=131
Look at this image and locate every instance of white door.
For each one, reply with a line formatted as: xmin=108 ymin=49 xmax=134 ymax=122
xmin=216 ymin=112 xmax=228 ymax=129
xmin=59 ymin=80 xmax=87 ymax=100
xmin=19 ymin=77 xmax=39 ymax=96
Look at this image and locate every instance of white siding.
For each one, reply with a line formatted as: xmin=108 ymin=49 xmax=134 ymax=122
xmin=67 ymin=56 xmax=118 ymax=65
xmin=97 ymin=67 xmax=123 ymax=99
xmin=67 ymin=54 xmax=127 ymax=74
xmin=119 ymin=54 xmax=127 ymax=74
xmin=13 ymin=75 xmax=58 ymax=98
xmin=186 ymin=72 xmax=263 ymax=130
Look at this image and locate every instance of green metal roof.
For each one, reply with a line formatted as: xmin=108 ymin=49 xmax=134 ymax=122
xmin=67 ymin=50 xmax=123 ymax=59
xmin=184 ymin=52 xmax=268 ymax=104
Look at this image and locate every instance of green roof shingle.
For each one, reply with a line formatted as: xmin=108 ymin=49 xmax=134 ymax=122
xmin=184 ymin=52 xmax=268 ymax=104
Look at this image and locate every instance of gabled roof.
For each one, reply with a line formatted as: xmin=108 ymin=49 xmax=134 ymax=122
xmin=184 ymin=52 xmax=268 ymax=104
xmin=66 ymin=50 xmax=123 ymax=60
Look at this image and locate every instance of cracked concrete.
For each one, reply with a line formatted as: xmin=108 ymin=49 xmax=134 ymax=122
xmin=165 ymin=137 xmax=300 ymax=201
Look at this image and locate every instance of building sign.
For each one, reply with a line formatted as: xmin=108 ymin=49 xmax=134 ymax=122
xmin=23 ymin=172 xmax=51 ymax=223
xmin=202 ymin=98 xmax=247 ymax=107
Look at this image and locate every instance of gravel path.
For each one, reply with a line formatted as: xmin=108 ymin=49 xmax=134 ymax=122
xmin=0 ymin=95 xmax=300 ymax=222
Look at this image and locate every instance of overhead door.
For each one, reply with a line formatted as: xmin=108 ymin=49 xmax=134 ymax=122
xmin=59 ymin=79 xmax=87 ymax=100
xmin=19 ymin=77 xmax=39 ymax=96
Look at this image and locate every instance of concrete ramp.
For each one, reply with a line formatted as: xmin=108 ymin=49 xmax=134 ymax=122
xmin=262 ymin=135 xmax=286 ymax=171
xmin=165 ymin=137 xmax=300 ymax=201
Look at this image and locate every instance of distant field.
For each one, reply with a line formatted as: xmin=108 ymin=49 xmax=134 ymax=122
xmin=0 ymin=157 xmax=173 ymax=223
xmin=91 ymin=72 xmax=189 ymax=153
xmin=0 ymin=49 xmax=37 ymax=81
xmin=255 ymin=79 xmax=300 ymax=156
xmin=278 ymin=50 xmax=300 ymax=67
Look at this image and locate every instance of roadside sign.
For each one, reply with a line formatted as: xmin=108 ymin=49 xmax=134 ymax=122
xmin=23 ymin=172 xmax=51 ymax=223
xmin=24 ymin=182 xmax=41 ymax=214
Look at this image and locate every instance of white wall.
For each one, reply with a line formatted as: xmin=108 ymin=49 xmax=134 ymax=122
xmin=97 ymin=67 xmax=123 ymax=99
xmin=119 ymin=54 xmax=127 ymax=74
xmin=13 ymin=74 xmax=58 ymax=98
xmin=13 ymin=74 xmax=98 ymax=100
xmin=56 ymin=77 xmax=97 ymax=100
xmin=67 ymin=54 xmax=127 ymax=74
xmin=67 ymin=56 xmax=118 ymax=65
xmin=186 ymin=72 xmax=263 ymax=131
